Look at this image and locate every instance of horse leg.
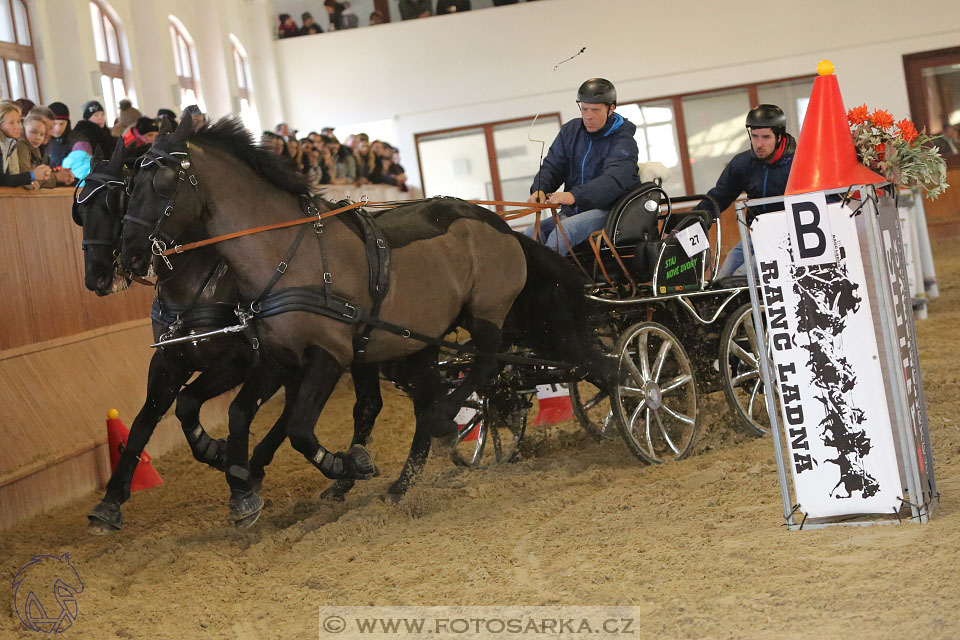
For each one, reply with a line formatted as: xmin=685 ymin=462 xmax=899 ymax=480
xmin=285 ymin=346 xmax=378 ymax=482
xmin=385 ymin=347 xmax=446 ymax=502
xmin=224 ymin=368 xmax=281 ymax=528
xmin=247 ymin=368 xmax=290 ymax=492
xmin=88 ymin=351 xmax=189 ymax=534
xmin=319 ymin=362 xmax=383 ymax=502
xmin=174 ymin=356 xmax=250 ymax=472
xmin=421 ymin=317 xmax=504 ymax=438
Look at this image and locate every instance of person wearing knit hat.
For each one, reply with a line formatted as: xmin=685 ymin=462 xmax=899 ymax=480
xmin=300 ymin=12 xmax=322 ymax=35
xmin=62 ymin=141 xmax=94 ymax=181
xmin=112 ymin=98 xmax=142 ymax=136
xmin=46 ymin=102 xmax=75 ymax=167
xmin=74 ymin=99 xmax=116 ymax=159
xmin=123 ymin=116 xmax=159 ymax=148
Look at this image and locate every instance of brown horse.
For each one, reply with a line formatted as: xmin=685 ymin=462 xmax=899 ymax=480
xmin=121 ymin=116 xmax=608 ymax=521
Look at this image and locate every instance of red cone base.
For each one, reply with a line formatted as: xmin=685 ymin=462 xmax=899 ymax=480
xmin=785 ymin=72 xmax=885 ymax=195
xmin=107 ymin=415 xmax=163 ymax=492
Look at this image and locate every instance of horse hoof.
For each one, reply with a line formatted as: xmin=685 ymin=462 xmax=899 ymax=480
xmin=319 ymin=483 xmax=348 ymax=502
xmin=347 ymin=444 xmax=379 ymax=480
xmin=229 ymin=492 xmax=264 ymax=528
xmin=87 ymin=502 xmax=123 ymax=534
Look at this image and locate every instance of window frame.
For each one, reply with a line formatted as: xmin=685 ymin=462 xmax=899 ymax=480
xmin=169 ymin=16 xmax=202 ymax=111
xmin=903 ymin=46 xmax=960 ymax=169
xmin=619 ymin=74 xmax=816 ymax=195
xmin=414 ymin=112 xmax=563 ymax=210
xmin=0 ymin=0 xmax=40 ymax=103
xmin=90 ymin=0 xmax=128 ymax=126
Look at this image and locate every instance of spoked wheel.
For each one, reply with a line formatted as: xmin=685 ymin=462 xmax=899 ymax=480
xmin=570 ymin=319 xmax=618 ymax=439
xmin=570 ymin=381 xmax=615 ymax=440
xmin=719 ymin=302 xmax=770 ymax=437
xmin=451 ymin=378 xmax=534 ymax=468
xmin=612 ymin=321 xmax=700 ymax=463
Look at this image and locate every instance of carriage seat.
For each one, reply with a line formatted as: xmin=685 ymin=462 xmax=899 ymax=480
xmin=602 ymin=182 xmax=665 ymax=248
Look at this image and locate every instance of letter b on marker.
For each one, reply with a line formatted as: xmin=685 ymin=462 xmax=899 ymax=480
xmin=785 ymin=193 xmax=835 ymax=266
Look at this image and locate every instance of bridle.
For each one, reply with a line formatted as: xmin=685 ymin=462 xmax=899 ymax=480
xmin=73 ymin=171 xmax=127 ymax=251
xmin=123 ymin=143 xmax=201 ymax=270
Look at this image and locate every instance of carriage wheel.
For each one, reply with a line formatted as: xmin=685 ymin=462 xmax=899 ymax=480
xmin=612 ymin=322 xmax=700 ymax=463
xmin=451 ymin=385 xmax=533 ymax=468
xmin=719 ymin=302 xmax=770 ymax=437
xmin=570 ymin=319 xmax=618 ymax=439
xmin=570 ymin=382 xmax=615 ymax=440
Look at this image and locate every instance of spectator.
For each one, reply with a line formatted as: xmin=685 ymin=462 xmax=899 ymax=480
xmin=61 ymin=141 xmax=94 ymax=181
xmin=355 ymin=137 xmax=377 ymax=184
xmin=308 ymin=131 xmax=323 ymax=146
xmin=73 ymin=100 xmax=116 ymax=159
xmin=27 ymin=106 xmax=73 ymax=185
xmin=286 ymin=137 xmax=303 ymax=168
xmin=14 ymin=98 xmax=35 ymax=116
xmin=300 ymin=12 xmax=322 ymax=35
xmin=111 ymin=98 xmax=141 ymax=136
xmin=369 ymin=9 xmax=388 ymax=24
xmin=493 ymin=0 xmax=518 ymax=4
xmin=17 ymin=112 xmax=58 ymax=189
xmin=123 ymin=117 xmax=159 ymax=148
xmin=437 ymin=0 xmax=470 ymax=13
xmin=388 ymin=146 xmax=409 ymax=191
xmin=321 ymin=126 xmax=335 ymax=137
xmin=47 ymin=102 xmax=75 ymax=167
xmin=325 ymin=135 xmax=357 ymax=183
xmin=341 ymin=2 xmax=359 ymax=28
xmin=324 ymin=0 xmax=345 ymax=30
xmin=399 ymin=0 xmax=432 ymax=19
xmin=278 ymin=13 xmax=299 ymax=38
xmin=275 ymin=122 xmax=291 ymax=140
xmin=1 ymin=101 xmax=47 ymax=188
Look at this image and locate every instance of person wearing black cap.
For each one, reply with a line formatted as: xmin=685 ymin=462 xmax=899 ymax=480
xmin=524 ymin=77 xmax=640 ymax=255
xmin=695 ymin=104 xmax=796 ymax=278
xmin=73 ymin=99 xmax=116 ymax=159
xmin=46 ymin=102 xmax=75 ymax=167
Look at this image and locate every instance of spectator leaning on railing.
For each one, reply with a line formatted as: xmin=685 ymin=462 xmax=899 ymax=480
xmin=73 ymin=100 xmax=116 ymax=160
xmin=400 ymin=0 xmax=432 ymax=19
xmin=47 ymin=102 xmax=75 ymax=168
xmin=437 ymin=0 xmax=471 ymax=13
xmin=17 ymin=112 xmax=59 ymax=189
xmin=1 ymin=101 xmax=50 ymax=188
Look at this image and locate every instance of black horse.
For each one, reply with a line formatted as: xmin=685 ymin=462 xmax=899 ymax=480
xmin=120 ymin=115 xmax=612 ymax=525
xmin=74 ymin=140 xmax=386 ymax=531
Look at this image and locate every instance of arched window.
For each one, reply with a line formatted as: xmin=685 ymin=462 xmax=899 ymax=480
xmin=169 ymin=16 xmax=203 ymax=112
xmin=229 ymin=34 xmax=260 ymax=133
xmin=90 ymin=0 xmax=129 ymax=126
xmin=0 ymin=0 xmax=40 ymax=102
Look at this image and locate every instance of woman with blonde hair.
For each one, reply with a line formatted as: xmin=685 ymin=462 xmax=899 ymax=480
xmin=0 ymin=101 xmax=49 ymax=188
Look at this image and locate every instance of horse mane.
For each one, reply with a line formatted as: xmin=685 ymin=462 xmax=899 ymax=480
xmin=171 ymin=117 xmax=315 ymax=197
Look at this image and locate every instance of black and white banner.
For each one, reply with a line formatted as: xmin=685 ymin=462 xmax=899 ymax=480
xmin=752 ymin=196 xmax=902 ymax=517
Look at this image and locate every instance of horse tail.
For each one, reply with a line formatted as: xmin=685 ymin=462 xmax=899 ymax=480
xmin=506 ymin=234 xmax=610 ymax=387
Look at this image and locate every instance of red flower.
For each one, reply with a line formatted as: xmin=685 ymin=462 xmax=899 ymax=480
xmin=876 ymin=142 xmax=886 ymax=161
xmin=896 ymin=118 xmax=918 ymax=143
xmin=847 ymin=104 xmax=870 ymax=125
xmin=871 ymin=109 xmax=895 ymax=130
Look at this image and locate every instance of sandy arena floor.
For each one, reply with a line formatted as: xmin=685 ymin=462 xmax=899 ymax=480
xmin=2 ymin=241 xmax=960 ymax=640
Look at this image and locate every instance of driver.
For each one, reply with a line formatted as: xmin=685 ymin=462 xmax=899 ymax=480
xmin=697 ymin=104 xmax=796 ymax=278
xmin=525 ymin=78 xmax=640 ymax=255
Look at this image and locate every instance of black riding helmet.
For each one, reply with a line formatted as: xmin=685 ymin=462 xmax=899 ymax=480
xmin=745 ymin=104 xmax=786 ymax=140
xmin=577 ymin=78 xmax=617 ymax=106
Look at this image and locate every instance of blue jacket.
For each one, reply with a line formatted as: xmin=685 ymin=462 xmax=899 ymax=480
xmin=697 ymin=134 xmax=797 ymax=217
xmin=530 ymin=112 xmax=640 ymax=217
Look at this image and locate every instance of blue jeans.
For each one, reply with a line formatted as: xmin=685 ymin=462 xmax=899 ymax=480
xmin=717 ymin=239 xmax=757 ymax=278
xmin=523 ymin=208 xmax=609 ymax=256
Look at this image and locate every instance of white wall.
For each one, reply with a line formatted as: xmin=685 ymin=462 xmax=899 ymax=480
xmin=27 ymin=0 xmax=283 ymax=129
xmin=273 ymin=0 xmax=960 ymax=187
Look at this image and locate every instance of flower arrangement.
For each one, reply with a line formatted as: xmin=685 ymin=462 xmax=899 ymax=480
xmin=847 ymin=104 xmax=948 ymax=199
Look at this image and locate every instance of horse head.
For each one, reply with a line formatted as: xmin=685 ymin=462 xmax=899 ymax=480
xmin=121 ymin=111 xmax=201 ymax=277
xmin=73 ymin=138 xmax=131 ymax=296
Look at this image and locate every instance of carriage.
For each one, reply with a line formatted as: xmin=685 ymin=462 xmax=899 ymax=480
xmin=444 ymin=183 xmax=771 ymax=467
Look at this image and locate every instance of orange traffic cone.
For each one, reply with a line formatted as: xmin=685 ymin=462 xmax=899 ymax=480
xmin=106 ymin=408 xmax=163 ymax=491
xmin=785 ymin=60 xmax=885 ymax=196
xmin=532 ymin=384 xmax=573 ymax=425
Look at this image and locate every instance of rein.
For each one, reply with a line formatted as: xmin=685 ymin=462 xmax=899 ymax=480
xmin=158 ymin=199 xmax=558 ymax=257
